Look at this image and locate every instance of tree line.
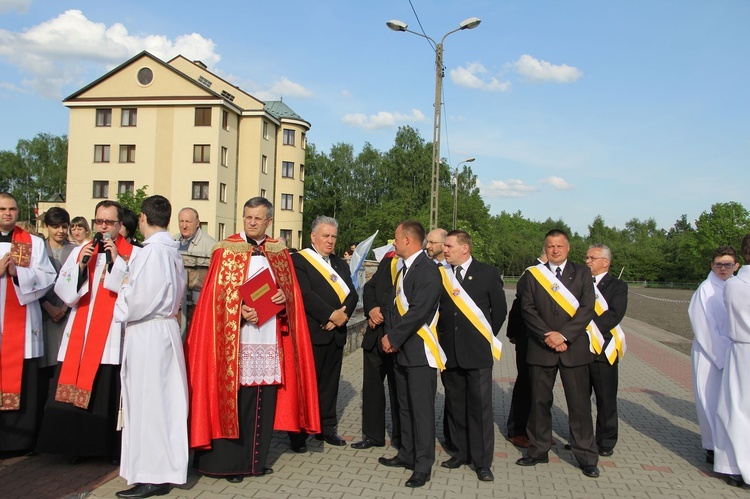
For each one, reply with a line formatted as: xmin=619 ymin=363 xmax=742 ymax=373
xmin=303 ymin=126 xmax=750 ymax=283
xmin=2 ymin=130 xmax=747 ymax=283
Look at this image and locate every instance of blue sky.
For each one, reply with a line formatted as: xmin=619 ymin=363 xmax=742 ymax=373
xmin=0 ymin=0 xmax=748 ymax=235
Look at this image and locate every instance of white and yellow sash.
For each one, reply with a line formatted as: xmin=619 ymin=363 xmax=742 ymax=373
xmin=439 ymin=266 xmax=502 ymax=361
xmin=592 ymin=286 xmax=627 ymax=364
xmin=299 ymin=248 xmax=351 ymax=304
xmin=527 ymin=264 xmax=603 ymax=354
xmin=393 ymin=260 xmax=446 ymax=371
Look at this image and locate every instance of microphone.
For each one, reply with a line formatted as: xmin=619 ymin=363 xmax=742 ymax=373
xmin=103 ymin=232 xmax=112 ymax=264
xmin=81 ymin=232 xmax=103 ymax=265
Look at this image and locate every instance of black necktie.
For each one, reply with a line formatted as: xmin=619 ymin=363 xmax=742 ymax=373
xmin=323 ymin=256 xmax=330 ymax=264
xmin=455 ymin=265 xmax=464 ymax=284
xmin=555 ymin=267 xmax=562 ymax=280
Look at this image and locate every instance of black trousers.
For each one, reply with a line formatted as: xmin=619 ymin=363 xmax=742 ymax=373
xmin=589 ymin=359 xmax=619 ymax=450
xmin=506 ymin=337 xmax=530 ymax=438
xmin=527 ymin=363 xmax=598 ymax=467
xmin=442 ymin=366 xmax=494 ymax=468
xmin=394 ymin=363 xmax=437 ymax=473
xmin=361 ymin=345 xmax=400 ymax=446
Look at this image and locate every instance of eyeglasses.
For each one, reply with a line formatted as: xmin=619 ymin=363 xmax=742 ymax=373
xmin=713 ymin=262 xmax=736 ymax=269
xmin=94 ymin=219 xmax=119 ymax=226
xmin=426 ymin=240 xmax=443 ymax=246
xmin=585 ymin=256 xmax=608 ymax=261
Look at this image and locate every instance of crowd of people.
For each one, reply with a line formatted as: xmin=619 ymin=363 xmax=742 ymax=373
xmin=1 ymin=189 xmax=747 ymax=496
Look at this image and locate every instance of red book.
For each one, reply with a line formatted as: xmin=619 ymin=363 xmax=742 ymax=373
xmin=238 ymin=268 xmax=284 ymax=325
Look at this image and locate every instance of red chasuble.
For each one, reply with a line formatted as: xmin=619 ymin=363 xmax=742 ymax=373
xmin=0 ymin=227 xmax=32 ymax=410
xmin=186 ymin=234 xmax=320 ymax=450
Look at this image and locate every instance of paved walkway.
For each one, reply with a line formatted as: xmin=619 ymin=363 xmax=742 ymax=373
xmin=4 ymin=290 xmax=746 ymax=498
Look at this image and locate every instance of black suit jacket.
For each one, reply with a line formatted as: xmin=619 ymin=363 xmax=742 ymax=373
xmin=592 ymin=273 xmax=628 ymax=363
xmin=438 ymin=260 xmax=507 ymax=369
xmin=385 ymin=252 xmax=442 ymax=367
xmin=292 ymin=250 xmax=358 ymax=347
xmin=506 ymin=259 xmax=544 ymax=342
xmin=521 ymin=261 xmax=595 ymax=367
xmin=362 ymin=257 xmax=395 ymax=351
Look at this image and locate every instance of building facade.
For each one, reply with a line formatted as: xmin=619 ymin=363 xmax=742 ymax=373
xmin=62 ymin=51 xmax=308 ymax=247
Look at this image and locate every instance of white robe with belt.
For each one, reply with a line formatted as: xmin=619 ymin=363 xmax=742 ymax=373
xmin=688 ymin=271 xmax=731 ymax=450
xmin=714 ymin=265 xmax=750 ymax=481
xmin=114 ymin=232 xmax=188 ymax=485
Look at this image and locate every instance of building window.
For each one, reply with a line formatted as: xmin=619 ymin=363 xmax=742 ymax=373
xmin=218 ymin=223 xmax=226 ymax=240
xmin=299 ymin=196 xmax=304 ymax=213
xmin=94 ymin=145 xmax=110 ymax=163
xmin=262 ymin=121 xmax=269 ymax=140
xmin=219 ymin=183 xmax=227 ymax=203
xmin=119 ymin=145 xmax=136 ymax=163
xmin=260 ymin=188 xmax=266 ymax=198
xmin=92 ymin=181 xmax=109 ymax=198
xmin=221 ymin=147 xmax=228 ymax=167
xmin=195 ymin=107 xmax=212 ymax=126
xmin=193 ymin=145 xmax=211 ymax=163
xmin=121 ymin=108 xmax=137 ymax=127
xmin=282 ymin=161 xmax=294 ymax=178
xmin=300 ymin=164 xmax=305 ymax=181
xmin=261 ymin=155 xmax=268 ymax=174
xmin=302 ymin=132 xmax=307 ymax=149
xmin=222 ymin=110 xmax=229 ymax=130
xmin=283 ymin=129 xmax=295 ymax=146
xmin=96 ymin=109 xmax=112 ymax=127
xmin=281 ymin=193 xmax=293 ymax=211
xmin=280 ymin=229 xmax=292 ymax=246
xmin=118 ymin=181 xmax=134 ymax=194
xmin=192 ymin=181 xmax=209 ymax=200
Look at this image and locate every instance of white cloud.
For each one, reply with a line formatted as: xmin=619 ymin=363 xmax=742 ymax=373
xmin=0 ymin=0 xmax=30 ymax=14
xmin=341 ymin=89 xmax=351 ymax=98
xmin=449 ymin=62 xmax=511 ymax=92
xmin=342 ymin=109 xmax=425 ymax=130
xmin=478 ymin=178 xmax=538 ymax=198
xmin=0 ymin=9 xmax=219 ymax=98
xmin=0 ymin=81 xmax=29 ymax=94
xmin=540 ymin=176 xmax=573 ymax=190
xmin=511 ymin=54 xmax=582 ymax=83
xmin=251 ymin=77 xmax=313 ymax=100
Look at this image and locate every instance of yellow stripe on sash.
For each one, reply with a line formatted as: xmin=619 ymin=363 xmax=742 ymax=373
xmin=298 ymin=249 xmax=348 ymax=304
xmin=527 ymin=266 xmax=577 ymax=316
xmin=439 ymin=267 xmax=501 ymax=361
xmin=390 ymin=257 xmax=399 ymax=285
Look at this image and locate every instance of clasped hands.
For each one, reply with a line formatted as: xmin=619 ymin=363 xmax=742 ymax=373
xmin=241 ymin=288 xmax=286 ymax=324
xmin=544 ymin=331 xmax=568 ymax=352
xmin=324 ymin=306 xmax=349 ymax=331
xmin=0 ymin=253 xmax=16 ymax=277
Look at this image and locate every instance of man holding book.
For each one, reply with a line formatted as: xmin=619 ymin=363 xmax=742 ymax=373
xmin=186 ymin=197 xmax=319 ymax=482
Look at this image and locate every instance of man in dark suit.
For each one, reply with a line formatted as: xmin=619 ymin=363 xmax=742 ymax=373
xmin=516 ymin=229 xmax=599 ymax=478
xmin=378 ymin=221 xmax=442 ymax=488
xmin=291 ymin=216 xmax=358 ymax=451
xmin=438 ymin=230 xmax=506 ymax=482
xmin=351 ymin=255 xmax=401 ymax=450
xmin=506 ymin=251 xmax=547 ymax=448
xmin=585 ymin=244 xmax=627 ymax=457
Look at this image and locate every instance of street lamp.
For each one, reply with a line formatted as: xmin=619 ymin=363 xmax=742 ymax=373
xmin=387 ymin=17 xmax=481 ymax=230
xmin=453 ymin=157 xmax=475 ymax=229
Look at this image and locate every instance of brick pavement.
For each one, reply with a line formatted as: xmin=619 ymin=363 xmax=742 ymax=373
xmin=5 ymin=289 xmax=747 ymax=498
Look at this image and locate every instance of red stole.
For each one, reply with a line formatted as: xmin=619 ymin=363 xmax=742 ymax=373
xmin=56 ymin=236 xmax=133 ymax=409
xmin=0 ymin=228 xmax=32 ymax=411
xmin=186 ymin=234 xmax=320 ymax=450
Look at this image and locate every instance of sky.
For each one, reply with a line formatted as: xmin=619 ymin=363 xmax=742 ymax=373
xmin=0 ymin=0 xmax=748 ymax=235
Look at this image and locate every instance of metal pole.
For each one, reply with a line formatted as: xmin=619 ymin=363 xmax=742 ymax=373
xmin=453 ymin=168 xmax=458 ymax=230
xmin=429 ymin=43 xmax=444 ymax=231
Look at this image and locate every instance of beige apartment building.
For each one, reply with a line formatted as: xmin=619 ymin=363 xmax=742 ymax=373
xmin=61 ymin=51 xmax=309 ymax=247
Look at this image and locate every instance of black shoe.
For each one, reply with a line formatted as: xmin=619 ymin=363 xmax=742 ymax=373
xmin=351 ymin=438 xmax=385 ymax=449
xmin=290 ymin=442 xmax=307 ymax=453
xmin=516 ymin=456 xmax=549 ymax=466
xmin=390 ymin=439 xmax=402 ymax=450
xmin=564 ymin=444 xmax=572 ymax=450
xmin=440 ymin=456 xmax=468 ymax=469
xmin=115 ymin=483 xmax=171 ymax=498
xmin=476 ymin=467 xmax=494 ymax=481
xmin=706 ymin=449 xmax=714 ymax=464
xmin=405 ymin=471 xmax=430 ymax=487
xmin=226 ymin=476 xmax=243 ymax=483
xmin=251 ymin=467 xmax=273 ymax=476
xmin=315 ymin=433 xmax=347 ymax=446
xmin=378 ymin=456 xmax=414 ymax=470
xmin=726 ymin=474 xmax=744 ymax=487
xmin=581 ymin=465 xmax=600 ymax=478
xmin=599 ymin=448 xmax=613 ymax=457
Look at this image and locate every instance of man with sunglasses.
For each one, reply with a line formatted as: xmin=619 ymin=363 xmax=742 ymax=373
xmin=37 ymin=200 xmax=138 ymax=463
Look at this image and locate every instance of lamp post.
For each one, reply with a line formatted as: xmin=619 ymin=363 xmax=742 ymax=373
xmin=453 ymin=157 xmax=475 ymax=230
xmin=387 ymin=17 xmax=481 ymax=230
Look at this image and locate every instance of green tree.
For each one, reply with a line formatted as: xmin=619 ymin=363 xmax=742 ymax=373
xmin=117 ymin=185 xmax=149 ymax=242
xmin=695 ymin=202 xmax=750 ymax=264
